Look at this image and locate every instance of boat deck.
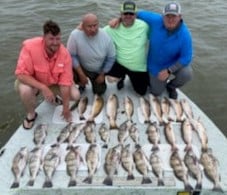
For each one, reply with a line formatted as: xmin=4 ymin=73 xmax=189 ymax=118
xmin=0 ymin=79 xmax=227 ymax=195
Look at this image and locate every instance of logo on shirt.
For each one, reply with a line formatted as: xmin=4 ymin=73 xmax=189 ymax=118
xmin=58 ymin=63 xmax=64 ymax=67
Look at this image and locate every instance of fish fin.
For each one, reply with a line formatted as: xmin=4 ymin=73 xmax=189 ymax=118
xmin=83 ymin=176 xmax=92 ymax=184
xmin=10 ymin=182 xmax=19 ymax=188
xmin=103 ymin=176 xmax=113 ymax=186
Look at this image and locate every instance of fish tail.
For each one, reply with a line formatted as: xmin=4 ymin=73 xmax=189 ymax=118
xmin=213 ymin=183 xmax=224 ymax=192
xmin=141 ymin=176 xmax=152 ymax=184
xmin=195 ymin=182 xmax=202 ymax=190
xmin=109 ymin=121 xmax=118 ymax=130
xmin=151 ymin=145 xmax=160 ymax=152
xmin=157 ymin=178 xmax=165 ymax=186
xmin=27 ymin=179 xmax=34 ymax=186
xmin=184 ymin=144 xmax=192 ymax=152
xmin=144 ymin=120 xmax=150 ymax=124
xmin=103 ymin=176 xmax=113 ymax=186
xmin=127 ymin=174 xmax=135 ymax=180
xmin=68 ymin=178 xmax=77 ymax=187
xmin=102 ymin=144 xmax=108 ymax=149
xmin=184 ymin=182 xmax=193 ymax=191
xmin=43 ymin=179 xmax=53 ymax=188
xmin=79 ymin=115 xmax=85 ymax=120
xmin=83 ymin=176 xmax=92 ymax=184
xmin=10 ymin=181 xmax=19 ymax=188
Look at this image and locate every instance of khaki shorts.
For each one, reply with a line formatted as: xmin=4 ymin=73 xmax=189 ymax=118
xmin=14 ymin=79 xmax=60 ymax=95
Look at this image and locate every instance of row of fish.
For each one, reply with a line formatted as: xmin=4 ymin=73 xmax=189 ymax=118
xmin=69 ymin=93 xmax=196 ymax=128
xmin=10 ymin=140 xmax=223 ymax=192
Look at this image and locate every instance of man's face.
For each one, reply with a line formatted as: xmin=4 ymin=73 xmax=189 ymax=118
xmin=83 ymin=20 xmax=99 ymax=37
xmin=121 ymin=12 xmax=136 ymax=27
xmin=163 ymin=14 xmax=181 ymax=31
xmin=44 ymin=33 xmax=61 ymax=55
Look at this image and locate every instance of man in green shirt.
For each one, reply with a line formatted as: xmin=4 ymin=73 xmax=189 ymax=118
xmin=105 ymin=1 xmax=149 ymax=96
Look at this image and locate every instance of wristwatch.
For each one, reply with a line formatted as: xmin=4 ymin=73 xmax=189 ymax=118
xmin=167 ymin=68 xmax=172 ymax=74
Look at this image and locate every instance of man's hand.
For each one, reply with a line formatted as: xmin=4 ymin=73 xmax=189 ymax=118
xmin=95 ymin=73 xmax=105 ymax=84
xmin=61 ymin=108 xmax=72 ymax=122
xmin=41 ymin=86 xmax=55 ymax=103
xmin=158 ymin=69 xmax=170 ymax=81
xmin=108 ymin=18 xmax=120 ymax=28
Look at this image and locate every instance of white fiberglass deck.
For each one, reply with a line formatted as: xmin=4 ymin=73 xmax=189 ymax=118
xmin=0 ymin=79 xmax=227 ymax=195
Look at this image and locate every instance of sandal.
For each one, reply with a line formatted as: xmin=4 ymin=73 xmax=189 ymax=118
xmin=22 ymin=112 xmax=38 ymax=130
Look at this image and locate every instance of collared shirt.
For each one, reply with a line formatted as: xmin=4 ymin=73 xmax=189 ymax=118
xmin=15 ymin=37 xmax=73 ymax=86
xmin=137 ymin=10 xmax=193 ymax=76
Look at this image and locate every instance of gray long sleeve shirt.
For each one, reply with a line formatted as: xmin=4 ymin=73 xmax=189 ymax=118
xmin=67 ymin=28 xmax=116 ymax=73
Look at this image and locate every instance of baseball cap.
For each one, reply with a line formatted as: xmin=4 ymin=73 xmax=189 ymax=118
xmin=121 ymin=1 xmax=137 ymax=13
xmin=163 ymin=2 xmax=181 ymax=16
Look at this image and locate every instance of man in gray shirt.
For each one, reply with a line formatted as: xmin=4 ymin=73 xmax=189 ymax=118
xmin=67 ymin=13 xmax=116 ymax=95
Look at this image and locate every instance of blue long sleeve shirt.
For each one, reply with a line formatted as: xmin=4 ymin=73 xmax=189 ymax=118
xmin=137 ymin=10 xmax=193 ymax=76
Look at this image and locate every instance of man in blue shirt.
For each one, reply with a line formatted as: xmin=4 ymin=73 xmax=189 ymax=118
xmin=137 ymin=2 xmax=193 ymax=99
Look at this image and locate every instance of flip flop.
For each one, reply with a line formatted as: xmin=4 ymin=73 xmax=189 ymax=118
xmin=22 ymin=112 xmax=38 ymax=130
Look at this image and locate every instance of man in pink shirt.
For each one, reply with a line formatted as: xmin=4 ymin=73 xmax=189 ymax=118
xmin=15 ymin=20 xmax=80 ymax=129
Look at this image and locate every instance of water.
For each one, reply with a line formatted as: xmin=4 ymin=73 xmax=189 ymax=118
xmin=0 ymin=0 xmax=227 ymax=148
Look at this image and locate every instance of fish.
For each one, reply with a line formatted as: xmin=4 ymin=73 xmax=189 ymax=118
xmin=118 ymin=120 xmax=134 ymax=144
xmin=146 ymin=122 xmax=160 ymax=151
xmin=83 ymin=144 xmax=100 ymax=184
xmin=133 ymin=145 xmax=152 ymax=184
xmin=65 ymin=145 xmax=84 ymax=187
xmin=106 ymin=93 xmax=119 ymax=129
xmin=121 ymin=144 xmax=135 ymax=180
xmin=33 ymin=124 xmax=48 ymax=146
xmin=149 ymin=151 xmax=164 ymax=186
xmin=149 ymin=94 xmax=163 ymax=125
xmin=184 ymin=149 xmax=203 ymax=190
xmin=191 ymin=117 xmax=208 ymax=152
xmin=139 ymin=96 xmax=151 ymax=124
xmin=67 ymin=123 xmax=84 ymax=149
xmin=43 ymin=144 xmax=61 ymax=188
xmin=11 ymin=146 xmax=29 ymax=188
xmin=181 ymin=119 xmax=193 ymax=151
xmin=27 ymin=146 xmax=44 ymax=186
xmin=164 ymin=122 xmax=178 ymax=151
xmin=170 ymin=151 xmax=193 ymax=191
xmin=87 ymin=95 xmax=104 ymax=123
xmin=200 ymin=149 xmax=223 ymax=192
xmin=180 ymin=98 xmax=194 ymax=119
xmin=84 ymin=122 xmax=96 ymax=144
xmin=128 ymin=123 xmax=140 ymax=147
xmin=103 ymin=144 xmax=122 ymax=186
xmin=77 ymin=96 xmax=88 ymax=120
xmin=98 ymin=123 xmax=110 ymax=148
xmin=123 ymin=96 xmax=134 ymax=122
xmin=160 ymin=97 xmax=171 ymax=124
xmin=57 ymin=122 xmax=74 ymax=144
xmin=169 ymin=99 xmax=184 ymax=122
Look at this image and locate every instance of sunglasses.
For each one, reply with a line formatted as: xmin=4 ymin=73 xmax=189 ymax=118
xmin=123 ymin=12 xmax=135 ymax=16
